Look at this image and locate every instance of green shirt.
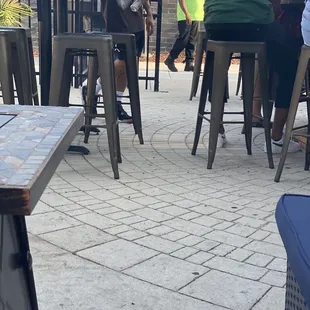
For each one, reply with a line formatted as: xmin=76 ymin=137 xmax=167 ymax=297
xmin=204 ymin=0 xmax=274 ymax=25
xmin=177 ymin=0 xmax=204 ymax=21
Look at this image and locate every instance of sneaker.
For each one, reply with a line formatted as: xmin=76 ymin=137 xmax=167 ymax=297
xmin=264 ymin=137 xmax=302 ymax=154
xmin=217 ymin=133 xmax=227 ymax=148
xmin=118 ymin=101 xmax=133 ymax=124
xmin=81 ymin=85 xmax=100 ymax=115
xmin=164 ymin=56 xmax=178 ymax=72
xmin=184 ymin=62 xmax=194 ymax=72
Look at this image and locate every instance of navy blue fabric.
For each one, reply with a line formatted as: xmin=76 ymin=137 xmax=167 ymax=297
xmin=276 ymin=194 xmax=310 ymax=306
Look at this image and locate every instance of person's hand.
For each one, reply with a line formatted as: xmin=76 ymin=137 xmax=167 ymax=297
xmin=146 ymin=14 xmax=155 ymax=36
xmin=185 ymin=13 xmax=192 ymax=25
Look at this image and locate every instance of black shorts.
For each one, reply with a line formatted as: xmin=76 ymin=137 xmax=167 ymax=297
xmin=115 ymin=30 xmax=145 ymax=60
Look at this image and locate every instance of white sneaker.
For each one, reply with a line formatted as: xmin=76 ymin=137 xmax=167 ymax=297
xmin=217 ymin=133 xmax=227 ymax=148
xmin=264 ymin=137 xmax=302 ymax=154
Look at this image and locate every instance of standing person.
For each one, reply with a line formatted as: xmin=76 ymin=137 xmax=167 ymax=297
xmin=164 ymin=0 xmax=204 ymax=72
xmin=81 ymin=0 xmax=154 ymax=123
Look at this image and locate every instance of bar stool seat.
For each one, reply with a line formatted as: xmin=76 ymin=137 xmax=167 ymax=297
xmin=0 ymin=27 xmax=39 ymax=106
xmin=192 ymin=40 xmax=274 ymax=169
xmin=275 ymin=45 xmax=310 ymax=182
xmin=49 ymin=33 xmax=120 ymax=179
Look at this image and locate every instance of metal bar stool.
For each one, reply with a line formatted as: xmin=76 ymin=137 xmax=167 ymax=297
xmin=0 ymin=32 xmax=14 ymax=104
xmin=49 ymin=33 xmax=120 ymax=179
xmin=192 ymin=40 xmax=274 ymax=169
xmin=0 ymin=27 xmax=39 ymax=106
xmin=275 ymin=45 xmax=310 ymax=182
xmin=83 ymin=32 xmax=144 ymax=145
xmin=189 ymin=30 xmax=230 ymax=101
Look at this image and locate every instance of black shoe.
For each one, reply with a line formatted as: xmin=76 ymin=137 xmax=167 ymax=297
xmin=81 ymin=85 xmax=98 ymax=115
xmin=164 ymin=56 xmax=178 ymax=72
xmin=184 ymin=62 xmax=194 ymax=72
xmin=117 ymin=101 xmax=133 ymax=124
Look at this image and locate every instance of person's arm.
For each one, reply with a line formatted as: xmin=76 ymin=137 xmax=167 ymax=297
xmin=179 ymin=0 xmax=192 ymax=24
xmin=143 ymin=0 xmax=155 ymax=36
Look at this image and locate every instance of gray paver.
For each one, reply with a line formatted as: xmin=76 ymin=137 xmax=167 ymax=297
xmin=26 ymin=211 xmax=80 ymax=235
xmin=260 ymin=270 xmax=287 ymax=287
xmin=204 ymin=257 xmax=267 ymax=280
xmin=135 ymin=235 xmax=183 ymax=253
xmin=181 ymin=270 xmax=270 ymax=310
xmin=125 ymin=254 xmax=207 ymax=291
xmin=252 ymin=287 xmax=285 ymax=310
xmin=246 ymin=253 xmax=274 ymax=267
xmin=204 ymin=230 xmax=251 ymax=247
xmin=77 ymin=239 xmax=158 ymax=271
xmin=40 ymin=225 xmax=116 ymax=252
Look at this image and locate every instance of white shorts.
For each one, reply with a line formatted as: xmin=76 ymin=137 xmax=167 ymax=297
xmin=302 ymin=0 xmax=310 ymax=46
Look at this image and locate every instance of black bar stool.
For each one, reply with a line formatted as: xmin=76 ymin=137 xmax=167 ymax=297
xmin=83 ymin=32 xmax=144 ymax=145
xmin=275 ymin=45 xmax=310 ymax=182
xmin=49 ymin=33 xmax=120 ymax=179
xmin=0 ymin=32 xmax=14 ymax=104
xmin=192 ymin=40 xmax=274 ymax=169
xmin=0 ymin=27 xmax=39 ymax=106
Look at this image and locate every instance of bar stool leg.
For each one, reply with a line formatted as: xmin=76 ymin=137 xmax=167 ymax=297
xmin=126 ymin=41 xmax=144 ymax=144
xmin=207 ymin=50 xmax=231 ymax=169
xmin=49 ymin=45 xmax=73 ymax=107
xmin=275 ymin=51 xmax=308 ymax=182
xmin=258 ymin=48 xmax=274 ymax=169
xmin=98 ymin=42 xmax=119 ymax=180
xmin=192 ymin=50 xmax=213 ymax=155
xmin=241 ymin=53 xmax=255 ymax=155
xmin=236 ymin=61 xmax=242 ymax=96
xmin=190 ymin=33 xmax=205 ymax=100
xmin=0 ymin=34 xmax=14 ymax=104
xmin=28 ymin=37 xmax=39 ymax=105
xmin=84 ymin=55 xmax=98 ymax=144
xmin=15 ymin=35 xmax=33 ymax=105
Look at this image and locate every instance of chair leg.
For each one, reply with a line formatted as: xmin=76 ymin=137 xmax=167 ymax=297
xmin=98 ymin=41 xmax=119 ymax=180
xmin=0 ymin=35 xmax=14 ymax=104
xmin=84 ymin=55 xmax=98 ymax=144
xmin=192 ymin=50 xmax=213 ymax=155
xmin=207 ymin=50 xmax=231 ymax=169
xmin=15 ymin=35 xmax=33 ymax=105
xmin=126 ymin=40 xmax=144 ymax=144
xmin=49 ymin=44 xmax=73 ymax=107
xmin=236 ymin=61 xmax=242 ymax=96
xmin=190 ymin=34 xmax=205 ymax=100
xmin=28 ymin=38 xmax=39 ymax=105
xmin=274 ymin=50 xmax=309 ymax=182
xmin=241 ymin=53 xmax=255 ymax=156
xmin=258 ymin=48 xmax=274 ymax=169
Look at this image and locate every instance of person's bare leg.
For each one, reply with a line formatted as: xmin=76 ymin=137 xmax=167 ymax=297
xmin=114 ymin=59 xmax=127 ymax=95
xmin=271 ymin=108 xmax=289 ymax=141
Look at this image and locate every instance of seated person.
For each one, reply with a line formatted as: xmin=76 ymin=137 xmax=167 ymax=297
xmin=204 ymin=0 xmax=301 ymax=153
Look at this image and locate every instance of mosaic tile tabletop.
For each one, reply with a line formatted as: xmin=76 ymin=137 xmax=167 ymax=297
xmin=0 ymin=105 xmax=84 ymax=215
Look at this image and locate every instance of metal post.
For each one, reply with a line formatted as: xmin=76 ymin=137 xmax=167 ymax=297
xmin=37 ymin=0 xmax=52 ymax=106
xmin=154 ymin=0 xmax=162 ymax=92
xmin=56 ymin=0 xmax=68 ymax=33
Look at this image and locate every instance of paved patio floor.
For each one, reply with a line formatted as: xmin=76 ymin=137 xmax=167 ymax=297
xmin=29 ymin=67 xmax=310 ymax=310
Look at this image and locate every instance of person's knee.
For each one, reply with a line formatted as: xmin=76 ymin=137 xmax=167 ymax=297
xmin=115 ymin=59 xmax=126 ymax=74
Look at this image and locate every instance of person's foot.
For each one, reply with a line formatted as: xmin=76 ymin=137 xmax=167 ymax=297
xmin=184 ymin=62 xmax=194 ymax=72
xmin=264 ymin=137 xmax=302 ymax=154
xmin=217 ymin=133 xmax=227 ymax=148
xmin=118 ymin=101 xmax=133 ymax=124
xmin=81 ymin=84 xmax=100 ymax=115
xmin=164 ymin=56 xmax=178 ymax=72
